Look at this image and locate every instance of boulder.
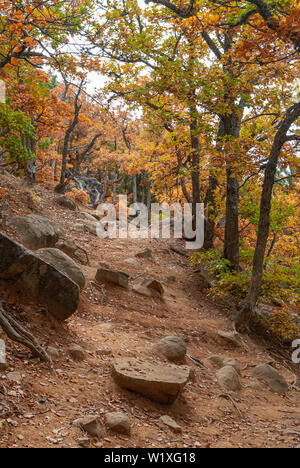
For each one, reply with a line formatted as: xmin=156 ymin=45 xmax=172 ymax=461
xmin=57 ymin=241 xmax=78 ymax=257
xmin=84 ymin=220 xmax=98 ymax=235
xmin=218 ymin=330 xmax=244 ymax=348
xmin=159 ymin=415 xmax=182 ymax=434
xmin=7 ymin=214 xmax=59 ymax=250
xmin=68 ymin=345 xmax=86 ymax=361
xmin=7 ymin=371 xmax=22 ymax=384
xmin=124 ymin=258 xmax=141 ymax=269
xmin=253 ymin=364 xmax=289 ymax=394
xmin=55 ymin=196 xmax=77 ymax=211
xmin=157 ymin=336 xmax=187 ymax=362
xmin=95 ymin=268 xmax=129 ymax=289
xmin=112 ymin=357 xmax=191 ymax=404
xmin=74 ymin=416 xmax=106 ymax=439
xmin=0 ymin=339 xmax=7 ymax=370
xmin=105 ymin=412 xmax=131 ymax=435
xmin=203 ymin=355 xmax=224 ymax=369
xmin=223 ymin=358 xmax=241 ymax=375
xmin=133 ymin=279 xmax=164 ymax=298
xmin=216 ymin=366 xmax=241 ymax=392
xmin=37 ymin=248 xmax=85 ymax=290
xmin=136 ymin=249 xmax=153 ymax=259
xmin=0 ymin=233 xmax=80 ymax=321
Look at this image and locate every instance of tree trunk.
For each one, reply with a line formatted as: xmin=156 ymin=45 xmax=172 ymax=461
xmin=147 ymin=182 xmax=152 ymax=217
xmin=203 ymin=171 xmax=218 ymax=250
xmin=133 ymin=174 xmax=138 ymax=204
xmin=235 ymin=100 xmax=300 ymax=331
xmin=224 ymin=168 xmax=240 ymax=270
xmin=222 ymin=111 xmax=242 ymax=271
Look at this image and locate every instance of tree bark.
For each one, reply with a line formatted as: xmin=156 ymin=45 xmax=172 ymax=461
xmin=235 ymin=100 xmax=300 ymax=331
xmin=222 ymin=110 xmax=242 ymax=271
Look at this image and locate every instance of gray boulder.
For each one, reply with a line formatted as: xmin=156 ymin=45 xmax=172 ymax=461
xmin=253 ymin=364 xmax=289 ymax=394
xmin=216 ymin=366 xmax=241 ymax=392
xmin=7 ymin=214 xmax=59 ymax=250
xmin=0 ymin=233 xmax=80 ymax=321
xmin=37 ymin=248 xmax=85 ymax=290
xmin=218 ymin=330 xmax=244 ymax=348
xmin=105 ymin=412 xmax=131 ymax=435
xmin=133 ymin=279 xmax=164 ymax=298
xmin=55 ymin=196 xmax=77 ymax=211
xmin=74 ymin=415 xmax=106 ymax=439
xmin=95 ymin=268 xmax=129 ymax=289
xmin=157 ymin=336 xmax=187 ymax=362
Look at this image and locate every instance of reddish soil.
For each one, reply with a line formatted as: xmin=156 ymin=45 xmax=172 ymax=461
xmin=0 ymin=173 xmax=300 ymax=448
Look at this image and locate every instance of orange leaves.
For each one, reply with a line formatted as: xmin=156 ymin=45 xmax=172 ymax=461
xmin=0 ymin=188 xmax=8 ymax=198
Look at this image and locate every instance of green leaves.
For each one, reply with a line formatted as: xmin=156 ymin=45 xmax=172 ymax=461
xmin=0 ymin=103 xmax=34 ymax=162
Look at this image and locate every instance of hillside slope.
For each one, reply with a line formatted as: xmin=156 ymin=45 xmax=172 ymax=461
xmin=0 ymin=174 xmax=299 ymax=449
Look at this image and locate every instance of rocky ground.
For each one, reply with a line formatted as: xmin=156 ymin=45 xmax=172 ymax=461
xmin=0 ymin=173 xmax=300 ymax=449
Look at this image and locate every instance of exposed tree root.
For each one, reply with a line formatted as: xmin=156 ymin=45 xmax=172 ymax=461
xmin=170 ymin=245 xmax=189 ymax=257
xmin=0 ymin=301 xmax=51 ymax=364
xmin=219 ymin=393 xmax=244 ymax=419
xmin=75 ymin=245 xmax=90 ymax=265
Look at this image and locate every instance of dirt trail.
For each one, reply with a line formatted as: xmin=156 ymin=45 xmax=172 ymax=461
xmin=0 ymin=178 xmax=300 ymax=448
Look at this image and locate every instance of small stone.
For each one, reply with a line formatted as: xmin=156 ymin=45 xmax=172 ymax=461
xmin=0 ymin=339 xmax=7 ymax=370
xmin=95 ymin=268 xmax=129 ymax=289
xmin=68 ymin=345 xmax=86 ymax=361
xmin=124 ymin=258 xmax=141 ymax=269
xmin=253 ymin=364 xmax=289 ymax=394
xmin=216 ymin=366 xmax=241 ymax=392
xmin=57 ymin=241 xmax=77 ymax=257
xmin=136 ymin=248 xmax=153 ymax=259
xmin=77 ymin=437 xmax=90 ymax=448
xmin=157 ymin=336 xmax=187 ymax=362
xmin=203 ymin=355 xmax=224 ymax=369
xmin=218 ymin=330 xmax=244 ymax=348
xmin=159 ymin=415 xmax=182 ymax=434
xmin=47 ymin=347 xmax=60 ymax=361
xmin=74 ymin=416 xmax=106 ymax=439
xmin=7 ymin=371 xmax=22 ymax=384
xmin=55 ymin=196 xmax=77 ymax=211
xmin=223 ymin=358 xmax=241 ymax=375
xmin=105 ymin=412 xmax=131 ymax=435
xmin=74 ymin=223 xmax=85 ymax=233
xmin=133 ymin=279 xmax=164 ymax=298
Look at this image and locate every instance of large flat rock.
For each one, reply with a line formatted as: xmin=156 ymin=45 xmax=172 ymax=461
xmin=112 ymin=357 xmax=191 ymax=404
xmin=0 ymin=233 xmax=80 ymax=321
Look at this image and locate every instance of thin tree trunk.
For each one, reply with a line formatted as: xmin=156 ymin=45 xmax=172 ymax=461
xmin=222 ymin=111 xmax=242 ymax=271
xmin=203 ymin=171 xmax=218 ymax=250
xmin=235 ymin=100 xmax=300 ymax=331
xmin=133 ymin=174 xmax=138 ymax=204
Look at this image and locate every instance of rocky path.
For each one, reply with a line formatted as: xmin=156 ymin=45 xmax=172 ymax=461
xmin=0 ymin=178 xmax=300 ymax=448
